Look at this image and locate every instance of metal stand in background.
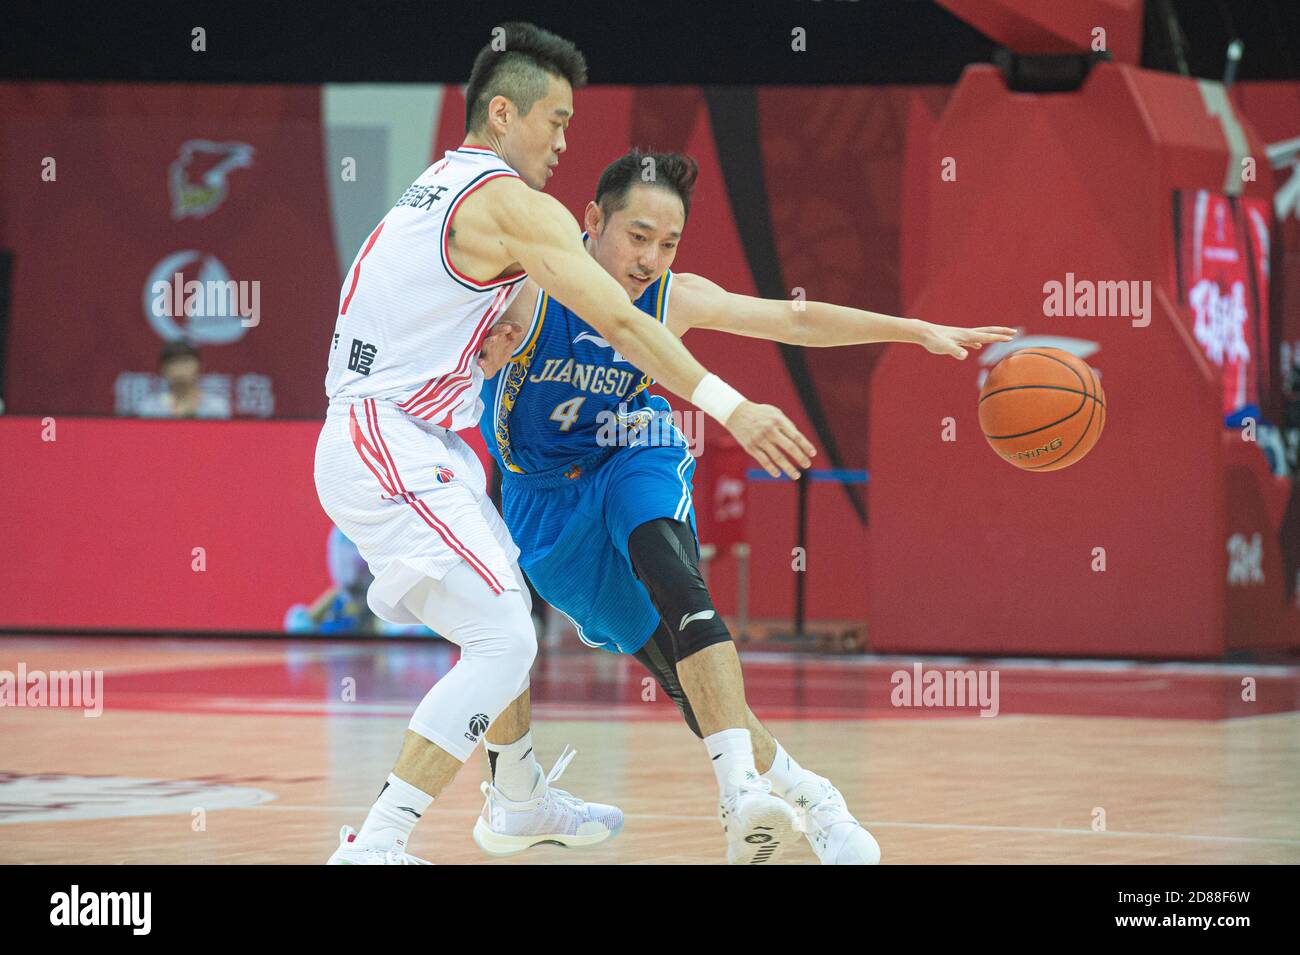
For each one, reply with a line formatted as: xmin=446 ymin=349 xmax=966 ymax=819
xmin=794 ymin=471 xmax=809 ymax=639
xmin=734 ymin=541 xmax=750 ymax=642
xmin=699 ymin=543 xmax=715 ymax=585
xmin=698 ymin=541 xmax=751 ymax=642
xmin=745 ymin=466 xmax=869 ymax=642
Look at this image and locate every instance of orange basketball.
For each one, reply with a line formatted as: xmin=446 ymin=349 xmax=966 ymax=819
xmin=978 ymin=348 xmax=1106 ymax=471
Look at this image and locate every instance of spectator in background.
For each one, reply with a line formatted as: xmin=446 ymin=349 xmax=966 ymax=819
xmin=136 ymin=340 xmax=231 ymax=419
xmin=284 ymin=526 xmax=434 ymax=636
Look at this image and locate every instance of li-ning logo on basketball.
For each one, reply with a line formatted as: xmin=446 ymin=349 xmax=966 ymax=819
xmin=465 ymin=713 xmax=490 ymax=742
xmin=1006 ymin=436 xmax=1062 ymax=462
xmin=433 ymin=466 xmax=455 ymax=484
xmin=1226 ymin=532 xmax=1264 ymax=586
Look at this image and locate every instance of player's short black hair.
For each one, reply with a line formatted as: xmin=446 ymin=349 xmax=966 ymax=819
xmin=160 ymin=339 xmax=200 ymax=366
xmin=465 ymin=23 xmax=588 ymax=133
xmin=595 ymin=150 xmax=699 ymax=223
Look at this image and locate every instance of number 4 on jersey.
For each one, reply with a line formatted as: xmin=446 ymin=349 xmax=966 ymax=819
xmin=550 ymin=396 xmax=586 ymax=432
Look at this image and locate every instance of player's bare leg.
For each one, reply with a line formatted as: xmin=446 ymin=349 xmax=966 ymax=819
xmin=325 ymin=735 xmax=460 ymax=865
xmin=745 ymin=707 xmax=777 ymax=771
xmin=393 ymin=729 xmax=464 ymax=795
xmin=676 ymin=641 xmax=750 ymax=734
xmin=487 ymin=688 xmax=531 ymax=748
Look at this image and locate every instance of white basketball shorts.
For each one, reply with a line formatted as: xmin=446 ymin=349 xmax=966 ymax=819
xmin=313 ymin=396 xmax=521 ymax=624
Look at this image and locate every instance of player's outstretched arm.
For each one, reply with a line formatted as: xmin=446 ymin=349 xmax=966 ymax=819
xmin=667 ymin=272 xmax=1017 ymax=359
xmin=483 ymin=182 xmax=816 ymax=478
xmin=486 ymin=182 xmax=706 ymax=396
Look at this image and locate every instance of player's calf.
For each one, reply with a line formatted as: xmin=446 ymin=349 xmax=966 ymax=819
xmin=633 ymin=619 xmax=703 ymax=737
xmin=630 ymin=518 xmax=804 ymax=863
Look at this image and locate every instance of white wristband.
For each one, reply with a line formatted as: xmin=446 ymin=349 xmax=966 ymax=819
xmin=691 ymin=373 xmax=746 ymax=425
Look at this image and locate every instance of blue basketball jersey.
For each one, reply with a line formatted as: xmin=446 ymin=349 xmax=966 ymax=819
xmin=481 ymin=267 xmax=674 ymax=475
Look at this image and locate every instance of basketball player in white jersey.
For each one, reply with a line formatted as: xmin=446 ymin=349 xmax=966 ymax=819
xmin=315 ymin=22 xmax=818 ymax=864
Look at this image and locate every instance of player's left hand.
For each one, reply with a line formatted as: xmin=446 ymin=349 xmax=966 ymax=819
xmin=477 ymin=319 xmax=525 ymax=377
xmin=921 ymin=323 xmax=1018 ymax=360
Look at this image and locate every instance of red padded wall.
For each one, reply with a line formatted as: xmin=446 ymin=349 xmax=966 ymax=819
xmin=874 ymin=62 xmax=1293 ymax=657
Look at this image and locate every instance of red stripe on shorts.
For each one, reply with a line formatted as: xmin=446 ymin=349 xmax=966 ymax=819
xmin=348 ymin=403 xmax=396 ymax=497
xmin=362 ymin=398 xmax=506 ymax=594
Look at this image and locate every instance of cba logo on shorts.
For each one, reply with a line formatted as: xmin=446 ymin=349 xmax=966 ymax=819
xmin=434 ymin=466 xmax=455 ymax=484
xmin=465 ymin=713 xmax=490 ymax=741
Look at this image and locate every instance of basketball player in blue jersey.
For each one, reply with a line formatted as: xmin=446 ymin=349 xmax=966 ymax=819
xmin=477 ymin=150 xmax=1016 ymax=864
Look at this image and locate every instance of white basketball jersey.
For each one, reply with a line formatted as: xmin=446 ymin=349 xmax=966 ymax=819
xmin=324 ymin=145 xmax=527 ymax=430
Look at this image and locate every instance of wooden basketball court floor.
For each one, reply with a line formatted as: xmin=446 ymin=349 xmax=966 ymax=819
xmin=1 ymin=634 xmax=1297 ymax=864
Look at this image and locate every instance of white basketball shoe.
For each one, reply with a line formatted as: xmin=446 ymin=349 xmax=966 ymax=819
xmin=472 ymin=745 xmax=624 ymax=856
xmin=783 ymin=775 xmax=881 ymax=865
xmin=719 ymin=769 xmax=800 ymax=865
xmin=326 ymin=826 xmax=433 ymax=865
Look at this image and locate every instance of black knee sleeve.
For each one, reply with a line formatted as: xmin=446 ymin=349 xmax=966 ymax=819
xmin=633 ymin=620 xmax=703 ymax=738
xmin=627 ymin=518 xmax=732 ymax=661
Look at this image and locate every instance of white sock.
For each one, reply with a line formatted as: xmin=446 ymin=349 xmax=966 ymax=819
xmin=355 ymin=773 xmax=433 ymax=852
xmin=704 ymin=727 xmax=757 ymax=796
xmin=763 ymin=740 xmax=811 ymax=797
xmin=485 ymin=729 xmax=541 ymax=802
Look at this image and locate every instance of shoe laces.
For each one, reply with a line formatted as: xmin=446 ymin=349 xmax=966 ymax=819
xmin=539 ymin=744 xmax=585 ymax=811
xmin=380 ymin=849 xmax=432 ymax=865
xmin=479 ymin=744 xmax=584 ymax=812
xmin=721 ymin=771 xmax=773 ymax=814
xmin=796 ymin=781 xmax=851 ymax=842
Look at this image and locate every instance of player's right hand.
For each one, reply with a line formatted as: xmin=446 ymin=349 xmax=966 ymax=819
xmin=724 ymin=401 xmax=815 ymax=479
xmin=477 ymin=319 xmax=524 ymax=378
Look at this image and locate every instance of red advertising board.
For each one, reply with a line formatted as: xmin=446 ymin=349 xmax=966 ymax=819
xmin=0 ymin=83 xmax=342 ymax=419
xmin=1174 ymin=190 xmax=1272 ymax=417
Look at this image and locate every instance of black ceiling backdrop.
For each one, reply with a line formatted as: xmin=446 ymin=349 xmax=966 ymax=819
xmin=2 ymin=0 xmax=1298 ymax=85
